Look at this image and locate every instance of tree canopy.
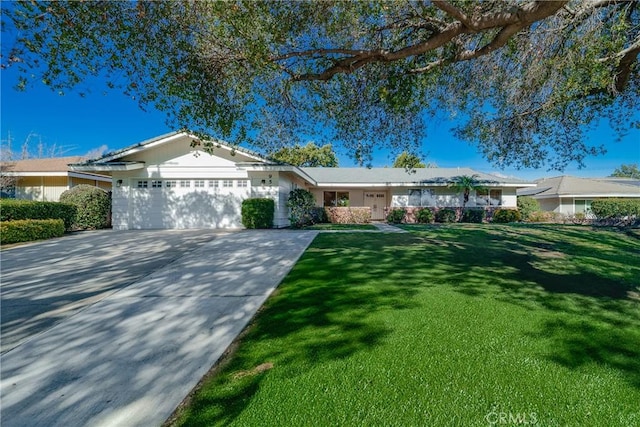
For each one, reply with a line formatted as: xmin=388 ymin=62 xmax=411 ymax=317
xmin=392 ymin=151 xmax=428 ymax=168
xmin=269 ymin=142 xmax=338 ymax=167
xmin=611 ymin=163 xmax=640 ymax=179
xmin=2 ymin=1 xmax=639 ymax=169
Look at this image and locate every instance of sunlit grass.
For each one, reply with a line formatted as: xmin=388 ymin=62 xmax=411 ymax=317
xmin=170 ymin=224 xmax=640 ymax=427
xmin=302 ymin=223 xmax=378 ymax=231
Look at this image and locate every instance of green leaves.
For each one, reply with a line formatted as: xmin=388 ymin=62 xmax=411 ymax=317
xmin=2 ymin=0 xmax=638 ymax=169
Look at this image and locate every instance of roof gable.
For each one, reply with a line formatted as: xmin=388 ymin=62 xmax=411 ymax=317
xmin=81 ymin=132 xmax=269 ymax=167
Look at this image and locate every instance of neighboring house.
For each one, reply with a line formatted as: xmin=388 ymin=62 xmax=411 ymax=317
xmin=0 ymin=156 xmax=112 ymax=201
xmin=517 ymin=175 xmax=640 ymax=216
xmin=70 ymin=132 xmax=535 ymax=229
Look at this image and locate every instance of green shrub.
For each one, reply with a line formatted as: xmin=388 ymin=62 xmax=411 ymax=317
xmin=590 ymin=199 xmax=640 ymax=220
xmin=326 ymin=207 xmax=371 ymax=224
xmin=309 ymin=207 xmax=328 ymax=224
xmin=461 ymin=209 xmax=485 ymax=223
xmin=0 ymin=219 xmax=65 ymax=244
xmin=386 ymin=208 xmax=406 ymax=224
xmin=286 ymin=189 xmax=317 ymax=228
xmin=0 ymin=199 xmax=76 ymax=230
xmin=241 ymin=198 xmax=275 ymax=229
xmin=59 ymin=185 xmax=111 ymax=229
xmin=415 ymin=208 xmax=434 ymax=224
xmin=435 ymin=208 xmax=457 ymax=223
xmin=492 ymin=209 xmax=521 ymax=223
xmin=527 ymin=211 xmax=563 ymax=223
xmin=517 ymin=196 xmax=540 ymax=221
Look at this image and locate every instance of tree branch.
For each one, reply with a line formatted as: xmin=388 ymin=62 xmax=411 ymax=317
xmin=282 ymin=0 xmax=567 ymax=81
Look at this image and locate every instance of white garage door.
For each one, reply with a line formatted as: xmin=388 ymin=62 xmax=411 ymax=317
xmin=129 ymin=179 xmax=250 ymax=229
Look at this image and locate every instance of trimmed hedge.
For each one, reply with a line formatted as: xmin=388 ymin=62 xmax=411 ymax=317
xmin=241 ymin=198 xmax=275 ymax=229
xmin=0 ymin=219 xmax=65 ymax=244
xmin=326 ymin=207 xmax=371 ymax=224
xmin=0 ymin=199 xmax=76 ymax=230
xmin=435 ymin=208 xmax=457 ymax=223
xmin=590 ymin=199 xmax=640 ymax=220
xmin=59 ymin=185 xmax=111 ymax=230
xmin=415 ymin=208 xmax=434 ymax=224
xmin=386 ymin=208 xmax=406 ymax=224
xmin=461 ymin=209 xmax=485 ymax=223
xmin=492 ymin=209 xmax=521 ymax=223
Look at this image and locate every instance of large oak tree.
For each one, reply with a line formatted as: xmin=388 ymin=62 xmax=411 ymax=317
xmin=2 ymin=0 xmax=638 ymax=169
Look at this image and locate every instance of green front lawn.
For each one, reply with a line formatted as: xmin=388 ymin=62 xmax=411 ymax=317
xmin=171 ymin=224 xmax=640 ymax=427
xmin=303 ymin=223 xmax=378 ymax=231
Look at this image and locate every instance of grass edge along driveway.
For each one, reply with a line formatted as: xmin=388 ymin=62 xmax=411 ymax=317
xmin=169 ymin=224 xmax=640 ymax=427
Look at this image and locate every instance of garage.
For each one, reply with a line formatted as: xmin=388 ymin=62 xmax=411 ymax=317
xmin=128 ymin=178 xmax=250 ymax=229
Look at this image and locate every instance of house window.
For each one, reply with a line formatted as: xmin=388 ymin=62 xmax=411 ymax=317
xmin=237 ymin=180 xmax=248 ymax=188
xmin=1 ymin=184 xmax=16 ymax=198
xmin=151 ymin=180 xmax=162 ymax=188
xmin=223 ymin=180 xmax=234 ymax=188
xmin=408 ymin=189 xmax=434 ymax=207
xmin=165 ymin=180 xmax=177 ymax=188
xmin=323 ymin=191 xmax=349 ymax=207
xmin=209 ymin=180 xmax=218 ymax=188
xmin=136 ymin=180 xmax=148 ymax=188
xmin=194 ymin=180 xmax=205 ymax=188
xmin=180 ymin=180 xmax=190 ymax=188
xmin=575 ymin=199 xmax=592 ymax=214
xmin=477 ymin=189 xmax=502 ymax=206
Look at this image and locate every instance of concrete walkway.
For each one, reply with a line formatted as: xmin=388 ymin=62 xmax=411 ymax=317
xmin=372 ymin=222 xmax=408 ymax=233
xmin=0 ymin=230 xmax=318 ymax=427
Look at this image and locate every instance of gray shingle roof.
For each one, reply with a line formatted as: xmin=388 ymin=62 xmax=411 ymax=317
xmin=517 ymin=176 xmax=640 ymax=197
xmin=301 ymin=167 xmax=531 ymax=186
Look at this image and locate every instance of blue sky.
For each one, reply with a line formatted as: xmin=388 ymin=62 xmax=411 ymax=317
xmin=1 ymin=53 xmax=638 ymax=181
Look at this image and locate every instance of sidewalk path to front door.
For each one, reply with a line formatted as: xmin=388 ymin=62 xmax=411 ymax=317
xmin=0 ymin=230 xmax=318 ymax=427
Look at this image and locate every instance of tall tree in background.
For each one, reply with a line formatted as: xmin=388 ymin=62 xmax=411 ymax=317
xmin=269 ymin=142 xmax=338 ymax=167
xmin=611 ymin=163 xmax=640 ymax=179
xmin=2 ymin=1 xmax=638 ymax=169
xmin=392 ymin=151 xmax=439 ymax=168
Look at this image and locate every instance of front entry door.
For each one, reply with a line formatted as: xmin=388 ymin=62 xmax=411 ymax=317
xmin=364 ymin=192 xmax=387 ymax=220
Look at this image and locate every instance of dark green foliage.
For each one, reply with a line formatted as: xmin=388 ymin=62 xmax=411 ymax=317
xmin=286 ymin=189 xmax=317 ymax=228
xmin=392 ymin=152 xmax=426 ymax=168
xmin=492 ymin=209 xmax=521 ymax=223
xmin=241 ymin=198 xmax=275 ymax=229
xmin=435 ymin=208 xmax=457 ymax=223
xmin=461 ymin=209 xmax=485 ymax=223
xmin=6 ymin=1 xmax=638 ymax=170
xmin=0 ymin=199 xmax=76 ymax=229
xmin=0 ymin=219 xmax=65 ymax=244
xmin=59 ymin=185 xmax=111 ymax=230
xmin=386 ymin=208 xmax=406 ymax=224
xmin=415 ymin=208 xmax=434 ymax=224
xmin=591 ymin=199 xmax=640 ymax=220
xmin=309 ymin=207 xmax=328 ymax=224
xmin=269 ymin=143 xmax=338 ymax=167
xmin=517 ymin=196 xmax=541 ymax=221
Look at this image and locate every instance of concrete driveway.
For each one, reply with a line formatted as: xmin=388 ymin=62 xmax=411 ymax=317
xmin=1 ymin=229 xmax=218 ymax=353
xmin=0 ymin=229 xmax=318 ymax=427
